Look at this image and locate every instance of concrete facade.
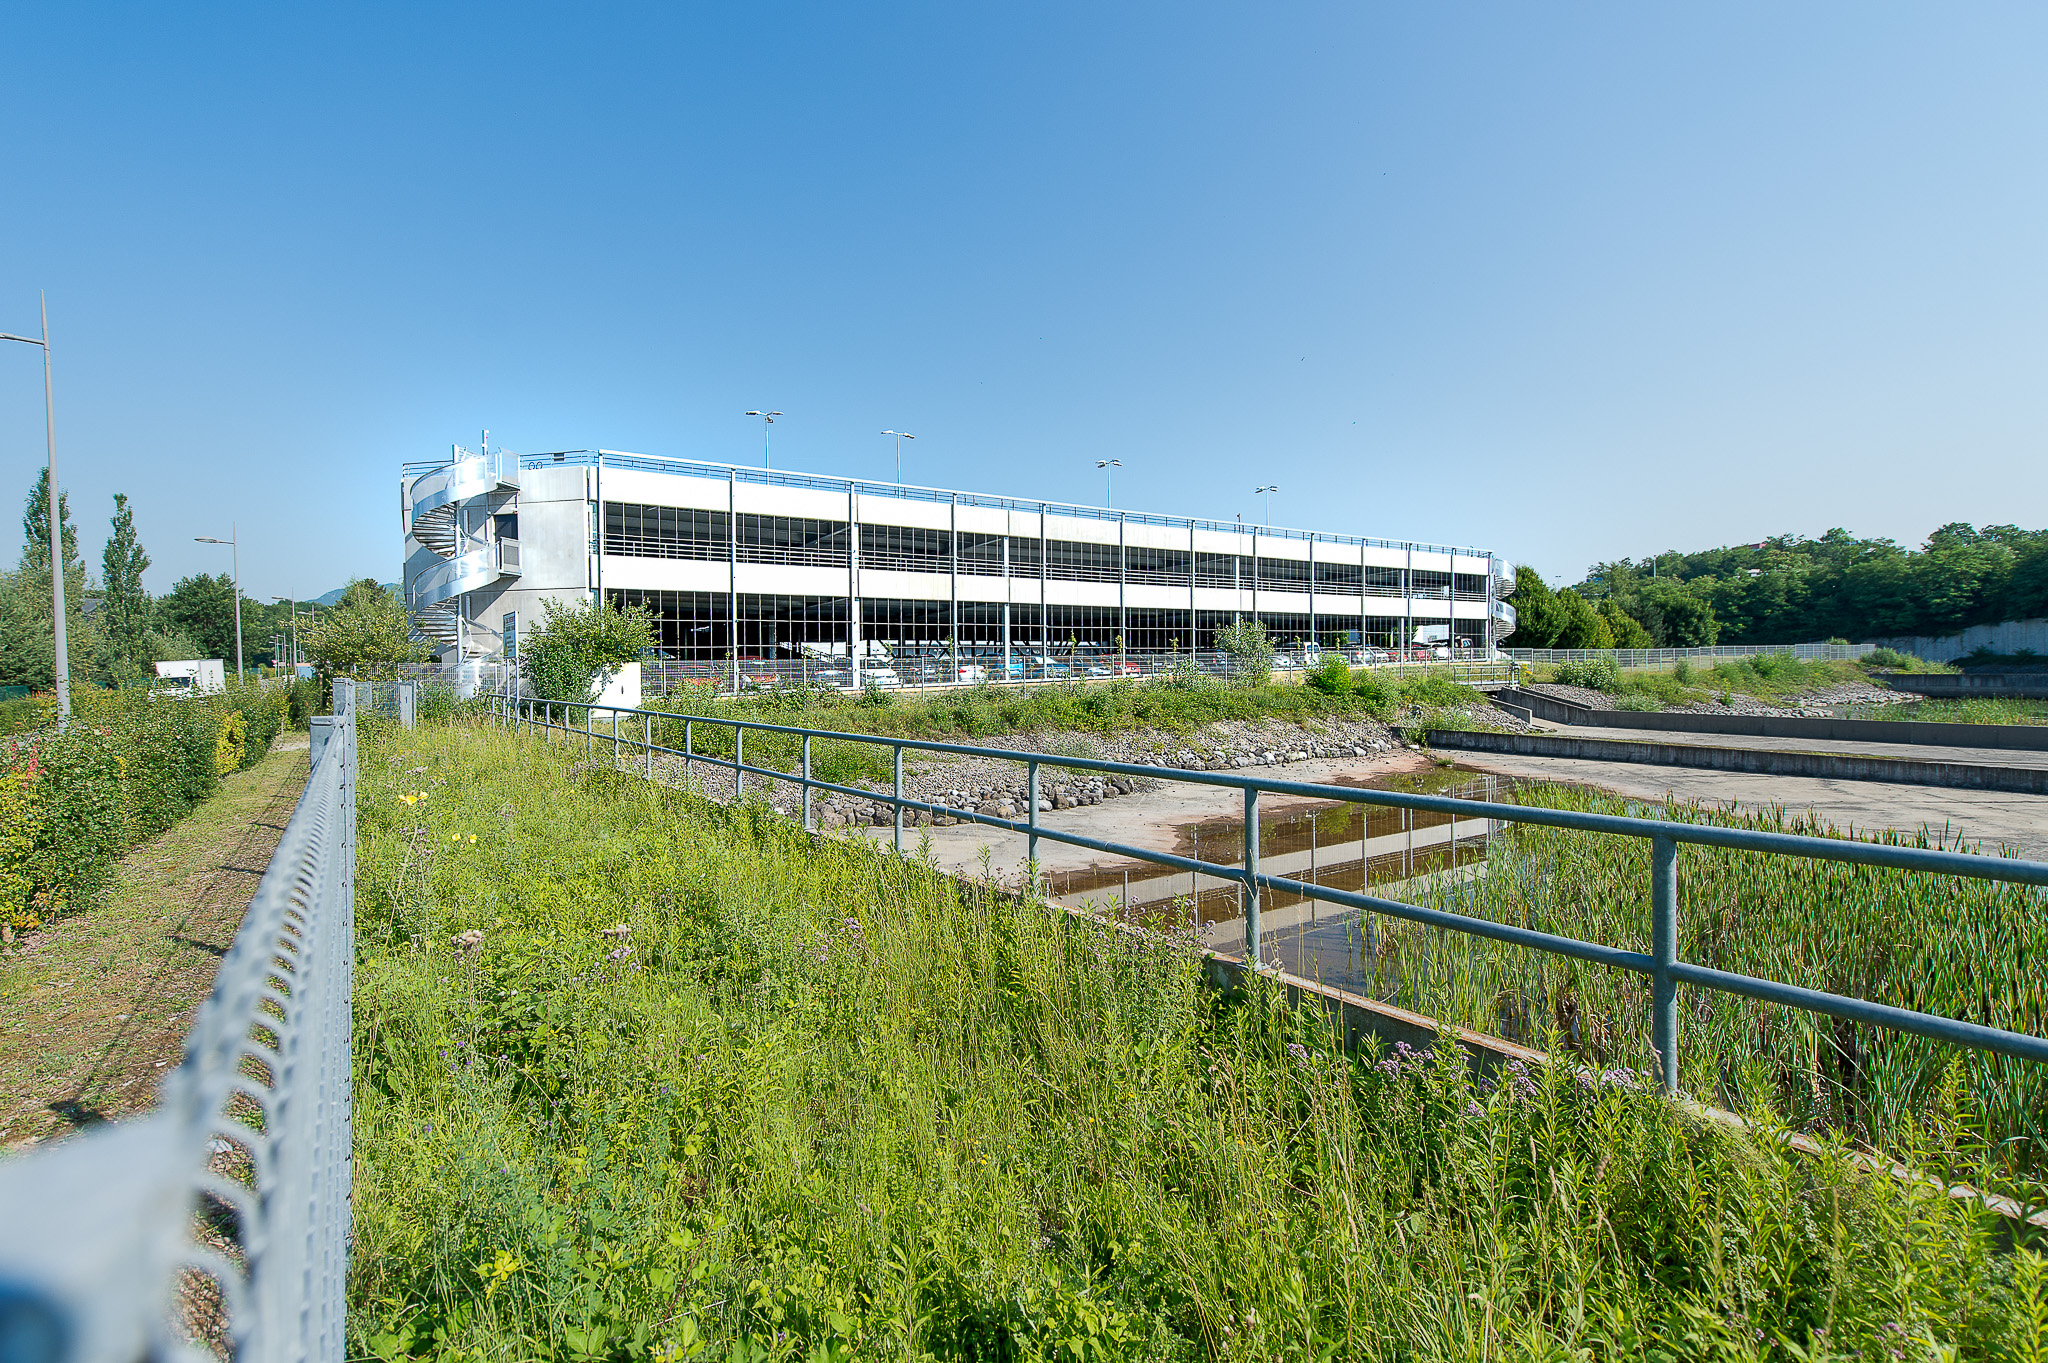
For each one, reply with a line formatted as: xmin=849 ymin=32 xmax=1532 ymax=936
xmin=403 ymin=447 xmax=1515 ymax=688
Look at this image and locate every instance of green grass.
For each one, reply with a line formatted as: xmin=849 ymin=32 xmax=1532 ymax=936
xmin=1369 ymin=785 xmax=2048 ymax=1187
xmin=1534 ymin=656 xmax=1932 ymax=711
xmin=351 ymin=725 xmax=2048 ymax=1360
xmin=1851 ymin=698 xmax=2048 ymax=727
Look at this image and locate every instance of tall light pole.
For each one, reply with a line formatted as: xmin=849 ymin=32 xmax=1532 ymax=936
xmin=1 ymin=294 xmax=68 ymax=718
xmin=1254 ymin=484 xmax=1279 ymax=526
xmin=273 ymin=595 xmax=299 ymax=669
xmin=881 ymin=430 xmax=915 ymax=482
xmin=196 ymin=528 xmax=243 ymax=679
xmin=1097 ymin=459 xmax=1122 ymax=507
xmin=744 ymin=411 xmax=783 ymax=470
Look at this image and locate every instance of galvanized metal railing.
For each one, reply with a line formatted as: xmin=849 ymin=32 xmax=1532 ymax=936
xmin=502 ymin=691 xmax=2048 ymax=1092
xmin=0 ymin=686 xmax=359 ymax=1363
xmin=1506 ymin=641 xmax=1875 ymax=666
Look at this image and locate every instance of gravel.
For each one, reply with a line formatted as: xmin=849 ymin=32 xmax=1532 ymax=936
xmin=1524 ymin=680 xmax=1911 ymax=719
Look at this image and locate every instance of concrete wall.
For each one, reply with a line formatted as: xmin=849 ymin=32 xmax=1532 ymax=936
xmin=1869 ymin=617 xmax=2048 ymax=663
xmin=1880 ymin=674 xmax=2048 ymax=700
xmin=1430 ymin=728 xmax=2048 ymax=793
xmin=1494 ymin=687 xmax=2048 ymax=750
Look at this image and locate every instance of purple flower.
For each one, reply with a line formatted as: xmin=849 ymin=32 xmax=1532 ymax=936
xmin=1285 ymin=1042 xmax=1309 ymax=1066
xmin=1464 ymin=1101 xmax=1483 ymax=1118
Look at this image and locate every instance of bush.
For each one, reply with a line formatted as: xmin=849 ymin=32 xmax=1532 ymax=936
xmin=1553 ymin=658 xmax=1619 ymax=691
xmin=0 ymin=725 xmax=124 ymax=932
xmin=1672 ymin=659 xmax=1693 ymax=684
xmin=1306 ymin=654 xmax=1353 ymax=696
xmin=1211 ymin=619 xmax=1274 ymax=686
xmin=1612 ymin=693 xmax=1663 ymax=711
xmin=1400 ymin=671 xmax=1484 ymax=708
xmin=287 ymin=676 xmax=326 ymax=728
xmin=1864 ymin=647 xmax=1911 ymax=670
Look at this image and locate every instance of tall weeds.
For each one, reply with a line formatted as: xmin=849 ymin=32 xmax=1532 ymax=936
xmin=352 ymin=726 xmax=2048 ymax=1360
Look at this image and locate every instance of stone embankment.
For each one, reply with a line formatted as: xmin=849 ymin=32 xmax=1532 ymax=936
xmin=650 ymin=714 xmax=1441 ymax=829
xmin=1526 ymin=680 xmax=1904 ymax=718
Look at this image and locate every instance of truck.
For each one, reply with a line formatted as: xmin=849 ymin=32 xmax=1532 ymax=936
xmin=154 ymin=659 xmax=226 ymax=695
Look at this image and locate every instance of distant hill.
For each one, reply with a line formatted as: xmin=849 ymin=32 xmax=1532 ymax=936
xmin=311 ymin=582 xmax=400 ymax=607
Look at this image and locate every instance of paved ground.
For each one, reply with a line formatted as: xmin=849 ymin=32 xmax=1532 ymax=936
xmin=844 ymin=748 xmax=1442 ymax=882
xmin=1449 ymin=749 xmax=2048 ymax=860
xmin=1533 ymin=720 xmax=2048 ymax=771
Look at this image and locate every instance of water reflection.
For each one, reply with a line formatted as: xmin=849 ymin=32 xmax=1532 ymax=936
xmin=1048 ymin=767 xmax=1542 ymax=1004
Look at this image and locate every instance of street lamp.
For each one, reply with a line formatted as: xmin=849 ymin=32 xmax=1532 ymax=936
xmin=881 ymin=430 xmax=915 ymax=483
xmin=744 ymin=411 xmax=783 ymax=470
xmin=1 ymin=293 xmax=69 ymax=718
xmin=1254 ymin=485 xmax=1279 ymax=526
xmin=273 ymin=595 xmax=300 ymax=669
xmin=195 ymin=528 xmax=243 ymax=679
xmin=1097 ymin=459 xmax=1122 ymax=508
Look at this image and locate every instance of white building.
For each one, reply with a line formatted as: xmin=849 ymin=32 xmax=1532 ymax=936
xmin=401 ymin=446 xmax=1516 ymax=691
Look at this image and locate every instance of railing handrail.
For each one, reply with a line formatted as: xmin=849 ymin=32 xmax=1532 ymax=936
xmin=499 ymin=692 xmax=2048 ymax=1086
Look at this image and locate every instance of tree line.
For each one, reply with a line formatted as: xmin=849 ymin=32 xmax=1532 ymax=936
xmin=1506 ymin=522 xmax=2048 ymax=649
xmin=0 ymin=473 xmax=391 ymax=690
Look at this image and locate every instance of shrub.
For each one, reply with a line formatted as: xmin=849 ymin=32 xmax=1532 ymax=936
xmin=1672 ymin=659 xmax=1693 ymax=684
xmin=214 ymin=710 xmax=248 ymax=774
xmin=1864 ymin=647 xmax=1911 ymax=670
xmin=0 ymin=765 xmax=40 ymax=932
xmin=1553 ymin=658 xmax=1619 ymax=691
xmin=1400 ymin=671 xmax=1484 ymax=708
xmin=1348 ymin=672 xmax=1397 ymax=718
xmin=1612 ymin=693 xmax=1663 ymax=711
xmin=0 ymin=725 xmax=124 ymax=931
xmin=286 ymin=676 xmax=326 ymax=728
xmin=1306 ymin=653 xmax=1353 ymax=696
xmin=1211 ymin=619 xmax=1274 ymax=686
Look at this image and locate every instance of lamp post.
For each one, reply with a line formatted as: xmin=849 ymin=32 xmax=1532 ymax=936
xmin=273 ymin=595 xmax=299 ymax=669
xmin=744 ymin=411 xmax=783 ymax=470
xmin=1097 ymin=459 xmax=1122 ymax=508
xmin=881 ymin=430 xmax=915 ymax=482
xmin=1254 ymin=485 xmax=1279 ymax=526
xmin=1 ymin=293 xmax=68 ymax=719
xmin=195 ymin=528 xmax=243 ymax=679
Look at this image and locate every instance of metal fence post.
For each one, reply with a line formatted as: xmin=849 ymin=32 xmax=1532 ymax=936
xmin=1652 ymin=833 xmax=1679 ymax=1093
xmin=684 ymin=718 xmax=693 ymax=781
xmin=397 ymin=680 xmax=416 ymax=729
xmin=584 ymin=704 xmax=592 ymax=756
xmin=644 ymin=712 xmax=653 ymax=779
xmin=1244 ymin=786 xmax=1262 ymax=970
xmin=801 ymin=734 xmax=813 ymax=832
xmin=893 ymin=743 xmax=904 ymax=853
xmin=1027 ymin=759 xmax=1040 ymax=888
xmin=612 ymin=708 xmax=620 ymax=767
xmin=736 ymin=725 xmax=745 ymax=800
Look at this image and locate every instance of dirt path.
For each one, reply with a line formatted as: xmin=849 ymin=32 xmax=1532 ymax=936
xmin=0 ymin=740 xmax=310 ymax=1148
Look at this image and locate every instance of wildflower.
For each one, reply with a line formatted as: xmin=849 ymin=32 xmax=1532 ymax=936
xmin=1464 ymin=1101 xmax=1483 ymax=1118
xmin=607 ymin=946 xmax=633 ymax=963
xmin=452 ymin=929 xmax=485 ymax=953
xmin=599 ymin=923 xmax=631 ymax=939
xmin=1285 ymin=1042 xmax=1309 ymax=1066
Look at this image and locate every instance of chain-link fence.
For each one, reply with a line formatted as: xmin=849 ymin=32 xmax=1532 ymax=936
xmin=1505 ymin=642 xmax=1874 ymax=667
xmin=0 ymin=686 xmax=359 ymax=1363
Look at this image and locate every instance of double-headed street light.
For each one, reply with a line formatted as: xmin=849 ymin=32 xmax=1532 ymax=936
xmin=0 ymin=293 xmax=68 ymax=718
xmin=1097 ymin=459 xmax=1122 ymax=508
xmin=881 ymin=430 xmax=915 ymax=483
xmin=1254 ymin=484 xmax=1279 ymax=526
xmin=195 ymin=528 xmax=243 ymax=678
xmin=744 ymin=411 xmax=783 ymax=470
xmin=273 ymin=595 xmax=300 ymax=669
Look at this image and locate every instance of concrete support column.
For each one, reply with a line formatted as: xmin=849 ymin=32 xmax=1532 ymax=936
xmin=1118 ymin=514 xmax=1127 ymax=668
xmin=1002 ymin=533 xmax=1012 ymax=677
xmin=849 ymin=486 xmax=862 ymax=688
xmin=950 ymin=494 xmax=960 ymax=680
xmin=728 ymin=471 xmax=739 ymax=692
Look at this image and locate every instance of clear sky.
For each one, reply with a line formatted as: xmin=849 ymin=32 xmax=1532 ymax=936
xmin=1 ymin=3 xmax=2043 ymax=598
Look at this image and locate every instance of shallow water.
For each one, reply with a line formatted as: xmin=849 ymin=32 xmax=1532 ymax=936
xmin=1047 ymin=766 xmax=1562 ymax=1005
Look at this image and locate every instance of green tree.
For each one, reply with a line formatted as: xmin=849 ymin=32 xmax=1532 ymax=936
xmin=1597 ymin=600 xmax=1653 ymax=648
xmin=3 ymin=471 xmax=93 ymax=689
xmin=1210 ymin=618 xmax=1274 ymax=685
xmin=1552 ymin=589 xmax=1615 ymax=649
xmin=303 ymin=579 xmax=435 ymax=679
xmin=521 ymin=597 xmax=656 ymax=703
xmin=94 ymin=494 xmax=153 ymax=686
xmin=1636 ymin=580 xmax=1720 ymax=646
xmin=1506 ymin=566 xmax=1564 ymax=647
xmin=160 ymin=574 xmax=240 ymax=663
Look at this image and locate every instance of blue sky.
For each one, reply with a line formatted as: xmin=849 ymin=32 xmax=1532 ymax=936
xmin=1 ymin=3 xmax=2043 ymax=598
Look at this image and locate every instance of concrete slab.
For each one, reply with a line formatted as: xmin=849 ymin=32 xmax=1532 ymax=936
xmin=1536 ymin=721 xmax=2048 ymax=771
xmin=1444 ymin=750 xmax=2048 ymax=860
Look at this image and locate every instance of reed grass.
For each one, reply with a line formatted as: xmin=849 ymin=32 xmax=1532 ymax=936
xmin=1849 ymin=697 xmax=2048 ymax=727
xmin=1364 ymin=787 xmax=2048 ymax=1188
xmin=351 ymin=725 xmax=2048 ymax=1360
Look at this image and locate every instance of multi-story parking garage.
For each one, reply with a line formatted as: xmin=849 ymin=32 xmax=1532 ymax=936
xmin=402 ymin=446 xmax=1516 ymax=691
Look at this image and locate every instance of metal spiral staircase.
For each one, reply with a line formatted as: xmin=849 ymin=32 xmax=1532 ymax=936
xmin=1490 ymin=558 xmax=1518 ymax=640
xmin=405 ymin=447 xmax=522 ymax=654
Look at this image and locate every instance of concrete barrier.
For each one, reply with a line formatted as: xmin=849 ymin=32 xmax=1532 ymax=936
xmin=1493 ymin=687 xmax=2048 ymax=751
xmin=1427 ymin=728 xmax=2048 ymax=794
xmin=1881 ymin=674 xmax=2048 ymax=700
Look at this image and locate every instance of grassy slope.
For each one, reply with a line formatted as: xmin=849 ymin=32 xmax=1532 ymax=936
xmin=1535 ymin=657 xmax=1923 ymax=709
xmin=351 ymin=725 xmax=2045 ymax=1361
xmin=0 ymin=741 xmax=308 ymax=1144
